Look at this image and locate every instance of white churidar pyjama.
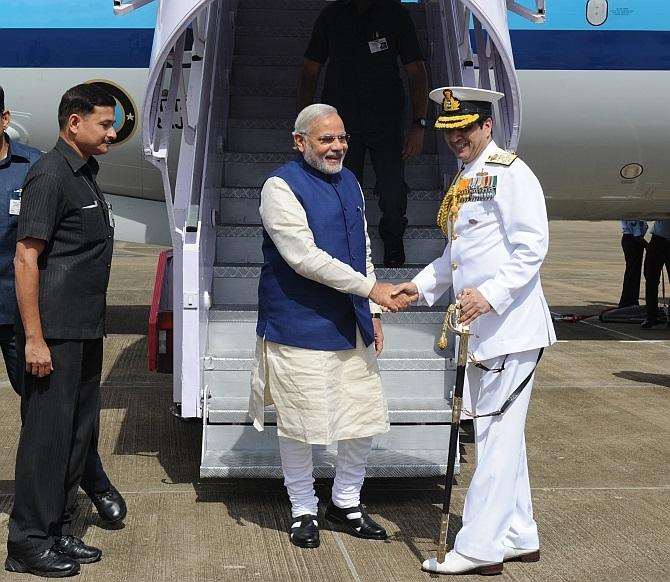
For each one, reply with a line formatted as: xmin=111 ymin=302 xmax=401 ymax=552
xmin=454 ymin=348 xmax=541 ymax=562
xmin=278 ymin=435 xmax=373 ymax=518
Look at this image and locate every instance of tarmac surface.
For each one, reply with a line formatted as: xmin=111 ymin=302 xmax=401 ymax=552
xmin=0 ymin=220 xmax=669 ymax=581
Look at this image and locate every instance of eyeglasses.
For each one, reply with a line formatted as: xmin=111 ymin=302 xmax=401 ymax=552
xmin=301 ymin=133 xmax=350 ymax=145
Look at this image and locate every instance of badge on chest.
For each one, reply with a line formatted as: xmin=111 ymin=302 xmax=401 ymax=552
xmin=9 ymin=189 xmax=21 ymax=216
xmin=368 ymin=33 xmax=388 ymax=54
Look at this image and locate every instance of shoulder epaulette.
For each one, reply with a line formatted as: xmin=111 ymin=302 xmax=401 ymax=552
xmin=486 ymin=151 xmax=518 ymax=166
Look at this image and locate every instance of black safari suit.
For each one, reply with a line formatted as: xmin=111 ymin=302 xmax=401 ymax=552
xmin=8 ymin=138 xmax=114 ymax=557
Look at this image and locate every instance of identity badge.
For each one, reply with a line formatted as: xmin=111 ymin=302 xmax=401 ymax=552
xmin=368 ymin=36 xmax=388 ymax=54
xmin=9 ymin=199 xmax=21 ymax=216
xmin=106 ymin=201 xmax=115 ymax=228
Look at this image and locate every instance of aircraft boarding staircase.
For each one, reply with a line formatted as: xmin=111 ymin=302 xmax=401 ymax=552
xmin=131 ymin=0 xmax=536 ymax=478
xmin=202 ymin=0 xmax=455 ymax=478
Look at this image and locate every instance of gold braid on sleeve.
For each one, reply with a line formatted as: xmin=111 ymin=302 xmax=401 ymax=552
xmin=436 ymin=168 xmax=466 ymax=240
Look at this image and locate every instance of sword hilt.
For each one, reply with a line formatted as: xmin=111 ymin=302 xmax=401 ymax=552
xmin=438 ymin=303 xmax=471 ymax=353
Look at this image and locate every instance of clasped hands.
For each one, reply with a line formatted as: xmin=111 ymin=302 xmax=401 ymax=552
xmin=369 ymin=281 xmax=419 ymax=313
xmin=369 ymin=283 xmax=492 ymax=322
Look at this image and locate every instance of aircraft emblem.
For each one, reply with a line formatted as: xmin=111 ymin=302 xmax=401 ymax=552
xmin=85 ymin=80 xmax=138 ymax=146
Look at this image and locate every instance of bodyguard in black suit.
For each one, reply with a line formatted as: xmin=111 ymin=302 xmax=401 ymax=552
xmin=6 ymin=84 xmax=122 ymax=578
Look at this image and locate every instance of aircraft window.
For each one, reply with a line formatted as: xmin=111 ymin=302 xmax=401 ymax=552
xmin=620 ymin=163 xmax=643 ymax=180
xmin=586 ymin=0 xmax=608 ymax=26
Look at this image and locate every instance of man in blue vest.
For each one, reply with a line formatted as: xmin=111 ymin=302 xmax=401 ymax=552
xmin=0 ymin=86 xmax=126 ymax=534
xmin=248 ymin=104 xmax=415 ymax=549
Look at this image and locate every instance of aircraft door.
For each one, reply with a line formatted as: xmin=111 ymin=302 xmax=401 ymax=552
xmin=459 ymin=0 xmax=522 ymax=151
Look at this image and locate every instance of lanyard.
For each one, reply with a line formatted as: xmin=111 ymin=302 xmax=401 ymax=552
xmin=463 ymin=348 xmax=544 ymax=419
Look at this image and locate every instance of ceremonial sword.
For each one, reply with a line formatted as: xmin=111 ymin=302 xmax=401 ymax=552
xmin=436 ymin=302 xmax=471 ymax=564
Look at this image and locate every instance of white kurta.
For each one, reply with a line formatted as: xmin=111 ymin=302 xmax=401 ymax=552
xmin=248 ymin=176 xmax=389 ymax=445
xmin=412 ymin=141 xmax=556 ymax=562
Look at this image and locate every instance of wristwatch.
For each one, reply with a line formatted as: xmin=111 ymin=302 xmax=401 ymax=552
xmin=372 ymin=313 xmax=381 ymax=319
xmin=412 ymin=117 xmax=427 ymax=128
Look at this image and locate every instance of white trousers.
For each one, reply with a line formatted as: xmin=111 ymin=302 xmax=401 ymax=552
xmin=454 ymin=348 xmax=541 ymax=562
xmin=278 ymin=435 xmax=373 ymax=518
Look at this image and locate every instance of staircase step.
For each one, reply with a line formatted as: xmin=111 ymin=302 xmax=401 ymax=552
xmin=220 ymin=186 xmax=443 ymax=201
xmin=211 ymin=263 xmax=449 ymax=305
xmin=203 ymin=424 xmax=451 ymax=455
xmin=207 ymin=396 xmax=452 ymax=424
xmin=222 ymin=152 xmax=440 ymax=189
xmin=201 ymin=447 xmax=457 ymax=479
xmin=236 ymin=7 xmax=322 ymax=28
xmin=207 ymin=306 xmax=449 ymax=355
xmin=204 ymin=367 xmax=454 ymax=400
xmin=219 ymin=190 xmax=440 ymax=226
xmin=215 ymin=224 xmax=446 ymax=264
xmin=234 ymin=55 xmax=306 ymax=67
xmin=226 ymin=117 xmax=438 ymax=153
xmin=238 ymin=0 xmax=332 ymax=11
xmin=205 ymin=345 xmax=452 ymax=371
xmin=231 ymin=63 xmax=303 ymax=86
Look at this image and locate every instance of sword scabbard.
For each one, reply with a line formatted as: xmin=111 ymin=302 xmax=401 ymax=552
xmin=437 ymin=513 xmax=450 ymax=563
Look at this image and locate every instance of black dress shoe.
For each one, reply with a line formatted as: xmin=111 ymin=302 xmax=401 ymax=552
xmin=5 ymin=548 xmax=80 ymax=577
xmin=325 ymin=501 xmax=387 ymax=540
xmin=90 ymin=485 xmax=127 ymax=524
xmin=289 ymin=514 xmax=320 ymax=548
xmin=383 ymin=241 xmax=406 ymax=268
xmin=54 ymin=535 xmax=102 ymax=564
xmin=641 ymin=319 xmax=660 ymax=329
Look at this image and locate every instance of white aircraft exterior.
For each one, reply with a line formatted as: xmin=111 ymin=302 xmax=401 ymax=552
xmin=1 ymin=0 xmax=170 ymax=245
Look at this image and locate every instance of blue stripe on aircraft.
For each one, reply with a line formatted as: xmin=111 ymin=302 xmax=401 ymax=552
xmin=0 ymin=29 xmax=154 ymax=68
xmin=4 ymin=0 xmax=156 ymax=28
xmin=1 ymin=28 xmax=669 ymax=71
xmin=509 ymin=30 xmax=670 ymax=70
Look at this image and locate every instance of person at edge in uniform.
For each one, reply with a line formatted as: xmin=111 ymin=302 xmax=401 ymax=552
xmin=248 ymin=104 xmax=416 ymax=549
xmin=618 ymin=219 xmax=648 ymax=309
xmin=298 ymin=0 xmax=429 ymax=268
xmin=392 ymin=87 xmax=556 ymax=575
xmin=6 ymin=84 xmax=121 ymax=578
xmin=641 ymin=219 xmax=670 ymax=328
xmin=0 ymin=86 xmax=127 ymax=531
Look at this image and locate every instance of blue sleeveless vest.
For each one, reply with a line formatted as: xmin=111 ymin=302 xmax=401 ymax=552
xmin=256 ymin=158 xmax=374 ymax=350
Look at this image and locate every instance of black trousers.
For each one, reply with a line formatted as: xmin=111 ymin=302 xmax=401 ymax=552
xmin=8 ymin=338 xmax=103 ymax=557
xmin=343 ymin=122 xmax=409 ymax=244
xmin=643 ymin=234 xmax=670 ymax=321
xmin=618 ymin=234 xmax=646 ymax=308
xmin=0 ymin=326 xmax=110 ymax=497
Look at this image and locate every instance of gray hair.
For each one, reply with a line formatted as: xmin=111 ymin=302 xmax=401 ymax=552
xmin=293 ymin=103 xmax=339 ymax=137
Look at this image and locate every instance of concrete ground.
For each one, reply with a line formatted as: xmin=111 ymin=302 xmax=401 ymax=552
xmin=0 ymin=221 xmax=669 ymax=581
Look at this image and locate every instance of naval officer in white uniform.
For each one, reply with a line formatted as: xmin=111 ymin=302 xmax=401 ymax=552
xmin=396 ymin=87 xmax=556 ymax=575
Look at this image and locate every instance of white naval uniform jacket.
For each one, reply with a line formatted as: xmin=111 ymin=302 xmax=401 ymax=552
xmin=412 ymin=141 xmax=556 ymax=361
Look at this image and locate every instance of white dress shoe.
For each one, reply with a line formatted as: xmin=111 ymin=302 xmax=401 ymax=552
xmin=422 ymin=550 xmax=503 ymax=575
xmin=503 ymin=546 xmax=540 ymax=562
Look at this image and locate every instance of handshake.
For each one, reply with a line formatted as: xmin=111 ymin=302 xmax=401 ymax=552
xmin=369 ymin=281 xmax=419 ymax=313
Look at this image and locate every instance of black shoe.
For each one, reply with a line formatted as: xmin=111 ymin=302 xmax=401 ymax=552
xmin=90 ymin=485 xmax=127 ymax=524
xmin=5 ymin=548 xmax=80 ymax=577
xmin=325 ymin=501 xmax=387 ymax=540
xmin=289 ymin=514 xmax=320 ymax=549
xmin=54 ymin=535 xmax=102 ymax=564
xmin=383 ymin=240 xmax=405 ymax=268
xmin=641 ymin=319 xmax=660 ymax=329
